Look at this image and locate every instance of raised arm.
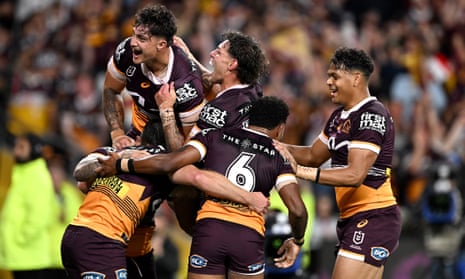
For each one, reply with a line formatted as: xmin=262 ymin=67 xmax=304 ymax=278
xmin=170 ymin=165 xmax=269 ymax=215
xmin=102 ymin=71 xmax=135 ymax=149
xmin=156 ymin=82 xmax=189 ymax=151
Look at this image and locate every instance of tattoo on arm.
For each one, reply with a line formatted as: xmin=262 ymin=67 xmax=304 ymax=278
xmin=103 ymin=88 xmax=125 ymax=131
xmin=160 ymin=109 xmax=185 ymax=151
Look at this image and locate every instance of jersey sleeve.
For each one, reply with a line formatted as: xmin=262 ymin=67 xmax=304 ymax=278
xmin=106 ymin=38 xmax=132 ymax=82
xmin=349 ymin=109 xmax=387 ymax=154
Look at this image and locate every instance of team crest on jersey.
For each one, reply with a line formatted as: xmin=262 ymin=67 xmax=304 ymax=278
xmin=176 ymin=82 xmax=199 ymax=103
xmin=126 ymin=66 xmax=136 ymax=77
xmin=371 ymin=247 xmax=389 ymax=261
xmin=190 ymin=254 xmax=208 ymax=268
xmin=353 ymin=230 xmax=365 ymax=245
xmin=337 ymin=119 xmax=351 ymax=133
xmin=359 ymin=112 xmax=386 ymax=135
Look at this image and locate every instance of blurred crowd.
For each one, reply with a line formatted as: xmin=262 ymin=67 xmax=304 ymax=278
xmin=1 ymin=0 xmax=465 ymax=278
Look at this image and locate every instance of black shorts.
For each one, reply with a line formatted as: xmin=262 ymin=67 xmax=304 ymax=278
xmin=61 ymin=225 xmax=127 ymax=279
xmin=188 ymin=218 xmax=265 ymax=275
xmin=336 ymin=205 xmax=402 ymax=267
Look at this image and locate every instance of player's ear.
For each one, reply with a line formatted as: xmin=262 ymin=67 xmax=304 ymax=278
xmin=353 ymin=72 xmax=361 ymax=87
xmin=157 ymin=39 xmax=168 ymax=50
xmin=228 ymin=59 xmax=238 ymax=71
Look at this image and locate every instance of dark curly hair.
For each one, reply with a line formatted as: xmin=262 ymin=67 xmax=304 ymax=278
xmin=329 ymin=47 xmax=374 ymax=80
xmin=134 ymin=4 xmax=177 ymax=46
xmin=223 ymin=31 xmax=268 ymax=84
xmin=249 ymin=96 xmax=289 ymax=130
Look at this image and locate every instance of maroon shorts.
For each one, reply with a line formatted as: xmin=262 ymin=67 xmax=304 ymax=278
xmin=61 ymin=225 xmax=128 ymax=279
xmin=188 ymin=218 xmax=265 ymax=275
xmin=336 ymin=205 xmax=401 ymax=267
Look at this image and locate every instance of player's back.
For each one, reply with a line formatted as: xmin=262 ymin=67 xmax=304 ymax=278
xmin=190 ymin=127 xmax=295 ymax=235
xmin=71 ymin=146 xmax=174 ymax=244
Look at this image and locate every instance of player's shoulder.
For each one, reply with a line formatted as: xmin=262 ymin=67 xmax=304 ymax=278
xmin=171 ymin=45 xmax=199 ymax=77
xmin=356 ymin=98 xmax=391 ymax=120
xmin=112 ymin=37 xmax=133 ymax=67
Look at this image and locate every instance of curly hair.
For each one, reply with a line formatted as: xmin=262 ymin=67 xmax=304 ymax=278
xmin=223 ymin=31 xmax=268 ymax=84
xmin=134 ymin=4 xmax=177 ymax=46
xmin=249 ymin=96 xmax=289 ymax=129
xmin=329 ymin=47 xmax=374 ymax=80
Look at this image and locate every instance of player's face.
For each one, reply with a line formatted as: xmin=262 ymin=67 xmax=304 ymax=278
xmin=130 ymin=25 xmax=162 ymax=64
xmin=326 ymin=64 xmax=358 ymax=107
xmin=209 ymin=40 xmax=236 ymax=83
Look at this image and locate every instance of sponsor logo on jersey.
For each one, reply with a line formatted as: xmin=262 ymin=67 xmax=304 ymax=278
xmin=221 ymin=134 xmax=277 ymax=157
xmin=357 ymin=219 xmax=369 ymax=228
xmin=140 ymin=82 xmax=150 ymax=88
xmin=371 ymin=247 xmax=389 ymax=261
xmin=200 ymin=104 xmax=228 ymax=128
xmin=238 ymin=102 xmax=252 ymax=116
xmin=248 ymin=262 xmax=265 ymax=272
xmin=176 ymin=82 xmax=199 ymax=103
xmin=359 ymin=112 xmax=386 ymax=135
xmin=115 ymin=269 xmax=127 ymax=279
xmin=190 ymin=254 xmax=208 ymax=268
xmin=93 ymin=176 xmax=125 ymax=195
xmin=82 ymin=272 xmax=105 ymax=279
xmin=352 ymin=230 xmax=365 ymax=245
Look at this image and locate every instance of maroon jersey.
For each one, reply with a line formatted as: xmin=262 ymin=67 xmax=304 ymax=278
xmin=187 ymin=127 xmax=297 ymax=235
xmin=189 ymin=84 xmax=262 ymax=137
xmin=319 ymin=97 xmax=397 ymax=218
xmin=107 ymin=38 xmax=205 ymax=132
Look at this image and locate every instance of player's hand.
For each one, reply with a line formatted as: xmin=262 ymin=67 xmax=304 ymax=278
xmin=273 ymin=238 xmax=301 ymax=268
xmin=155 ymin=82 xmax=176 ymax=110
xmin=273 ymin=140 xmax=297 ymax=172
xmin=173 ymin=36 xmax=192 ymax=58
xmin=247 ymin=193 xmax=269 ymax=216
xmin=95 ymin=152 xmax=120 ymax=177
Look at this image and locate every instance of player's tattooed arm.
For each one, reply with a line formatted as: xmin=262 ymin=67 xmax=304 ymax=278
xmin=103 ymin=88 xmax=135 ymax=148
xmin=103 ymin=88 xmax=125 ymax=132
xmin=156 ymin=83 xmax=186 ymax=151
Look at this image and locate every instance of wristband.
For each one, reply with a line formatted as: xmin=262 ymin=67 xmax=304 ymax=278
xmin=120 ymin=159 xmax=129 ymax=172
xmin=127 ymin=159 xmax=135 ymax=173
xmin=293 ymin=237 xmax=305 ymax=246
xmin=116 ymin=159 xmax=123 ymax=173
xmin=315 ymin=168 xmax=321 ymax=184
